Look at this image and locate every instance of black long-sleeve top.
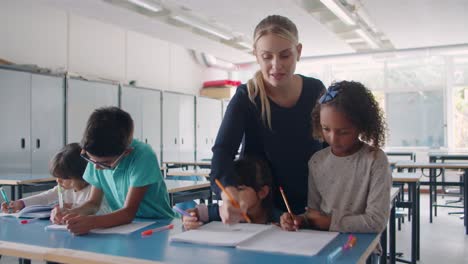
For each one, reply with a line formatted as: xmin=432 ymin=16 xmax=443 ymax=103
xmin=210 ymin=75 xmax=326 ymax=214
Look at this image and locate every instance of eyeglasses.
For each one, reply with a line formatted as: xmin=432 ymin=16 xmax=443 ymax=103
xmin=80 ymin=149 xmax=131 ymax=170
xmin=318 ymin=88 xmax=340 ymax=104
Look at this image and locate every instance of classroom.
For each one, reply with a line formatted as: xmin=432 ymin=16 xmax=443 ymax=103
xmin=0 ymin=0 xmax=467 ymax=264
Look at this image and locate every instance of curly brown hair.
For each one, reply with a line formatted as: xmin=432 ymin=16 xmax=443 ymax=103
xmin=311 ymin=81 xmax=387 ymax=149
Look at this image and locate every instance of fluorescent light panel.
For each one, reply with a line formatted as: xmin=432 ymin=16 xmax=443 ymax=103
xmin=172 ymin=16 xmax=233 ymax=40
xmin=320 ymin=0 xmax=356 ymax=26
xmin=355 ymin=29 xmax=380 ymax=49
xmin=127 ymin=0 xmax=162 ymax=13
xmin=237 ymin=41 xmax=252 ymax=49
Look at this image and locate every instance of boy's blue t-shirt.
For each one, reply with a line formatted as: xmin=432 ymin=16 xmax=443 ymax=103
xmin=83 ymin=139 xmax=176 ymax=219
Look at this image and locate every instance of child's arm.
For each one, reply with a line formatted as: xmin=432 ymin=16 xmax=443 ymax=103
xmin=63 ymin=185 xmax=148 ymax=235
xmin=327 ymin=153 xmax=392 ymax=233
xmin=21 ymin=186 xmax=59 ymax=207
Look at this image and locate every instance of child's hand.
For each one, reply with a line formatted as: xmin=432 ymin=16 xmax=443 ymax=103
xmin=280 ymin=212 xmax=303 ymax=231
xmin=63 ymin=214 xmax=96 ymax=235
xmin=50 ymin=205 xmax=69 ymax=224
xmin=1 ymin=200 xmax=24 ymax=213
xmin=219 ymin=187 xmax=245 ymax=224
xmin=182 ymin=208 xmax=203 ymax=230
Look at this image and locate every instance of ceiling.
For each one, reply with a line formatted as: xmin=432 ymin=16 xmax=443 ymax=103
xmin=39 ymin=0 xmax=468 ymax=64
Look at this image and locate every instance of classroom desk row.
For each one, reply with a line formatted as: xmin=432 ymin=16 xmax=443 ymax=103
xmin=0 ymin=174 xmax=211 ymax=208
xmin=393 ymin=162 xmax=468 ymax=235
xmin=0 ymin=218 xmax=381 ymax=264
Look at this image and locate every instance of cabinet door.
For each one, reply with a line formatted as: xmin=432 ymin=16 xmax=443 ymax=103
xmin=142 ymin=89 xmax=162 ymax=163
xmin=31 ymin=74 xmax=65 ymax=174
xmin=67 ymin=79 xmax=118 ymax=143
xmin=0 ymin=69 xmax=31 ymax=173
xmin=179 ymin=94 xmax=195 ymax=162
xmin=196 ymin=97 xmax=221 ymax=161
xmin=121 ymin=86 xmax=144 ymax=141
xmin=162 ymin=92 xmax=180 ymax=162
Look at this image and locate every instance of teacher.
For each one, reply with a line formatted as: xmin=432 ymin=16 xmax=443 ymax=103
xmin=210 ymin=15 xmax=326 ymax=224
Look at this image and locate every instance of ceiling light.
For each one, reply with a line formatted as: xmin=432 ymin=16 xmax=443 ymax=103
xmin=127 ymin=0 xmax=162 ymax=13
xmin=355 ymin=29 xmax=380 ymax=49
xmin=237 ymin=41 xmax=252 ymax=50
xmin=320 ymin=0 xmax=356 ymax=26
xmin=172 ymin=16 xmax=233 ymax=40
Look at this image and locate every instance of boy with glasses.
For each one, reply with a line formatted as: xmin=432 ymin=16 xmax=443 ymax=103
xmin=60 ymin=107 xmax=175 ymax=235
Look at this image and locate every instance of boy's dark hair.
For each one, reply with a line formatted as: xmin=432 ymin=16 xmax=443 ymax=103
xmin=49 ymin=143 xmax=87 ymax=182
xmin=311 ymin=81 xmax=387 ymax=149
xmin=233 ymin=157 xmax=273 ymax=213
xmin=81 ymin=107 xmax=134 ymax=157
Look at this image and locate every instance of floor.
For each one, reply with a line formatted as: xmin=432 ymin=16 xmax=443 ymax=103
xmin=1 ymin=194 xmax=467 ymax=264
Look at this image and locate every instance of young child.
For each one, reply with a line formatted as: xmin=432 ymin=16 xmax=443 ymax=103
xmin=1 ymin=143 xmax=109 ymax=218
xmin=59 ymin=107 xmax=176 ymax=235
xmin=280 ymin=80 xmax=391 ymax=234
xmin=183 ymin=157 xmax=279 ymax=230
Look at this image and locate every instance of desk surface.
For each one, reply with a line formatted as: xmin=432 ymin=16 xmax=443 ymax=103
xmin=394 ymin=162 xmax=468 ymax=169
xmin=166 ymin=171 xmax=210 ymax=177
xmin=0 ymin=218 xmax=380 ymax=264
xmin=164 ymin=180 xmax=210 ymax=193
xmin=0 ymin=174 xmax=55 ymax=185
xmin=428 ymin=152 xmax=468 ymax=159
xmin=163 ymin=161 xmax=211 ymax=166
xmin=392 ymin=172 xmax=422 ymax=182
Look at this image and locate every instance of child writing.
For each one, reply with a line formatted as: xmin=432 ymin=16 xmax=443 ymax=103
xmin=59 ymin=107 xmax=176 ymax=235
xmin=280 ymin=81 xmax=391 ymax=234
xmin=183 ymin=157 xmax=280 ymax=230
xmin=1 ymin=143 xmax=109 ymax=219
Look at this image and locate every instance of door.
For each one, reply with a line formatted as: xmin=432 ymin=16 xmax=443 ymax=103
xmin=196 ymin=97 xmax=222 ymax=161
xmin=162 ymin=92 xmax=180 ymax=162
xmin=121 ymin=86 xmax=144 ymax=141
xmin=178 ymin=94 xmax=195 ymax=162
xmin=31 ymin=74 xmax=65 ymax=174
xmin=67 ymin=79 xmax=119 ymax=143
xmin=0 ymin=69 xmax=31 ymax=173
xmin=142 ymin=89 xmax=162 ymax=163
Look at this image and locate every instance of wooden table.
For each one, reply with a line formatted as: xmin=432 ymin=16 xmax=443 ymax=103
xmin=0 ymin=174 xmax=55 ymax=200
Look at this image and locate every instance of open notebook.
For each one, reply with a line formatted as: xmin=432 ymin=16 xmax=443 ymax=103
xmin=0 ymin=205 xmax=53 ymax=219
xmin=170 ymin=221 xmax=339 ymax=256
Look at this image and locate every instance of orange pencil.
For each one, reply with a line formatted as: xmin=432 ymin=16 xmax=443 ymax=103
xmin=280 ymin=186 xmax=298 ymax=229
xmin=214 ymin=179 xmax=251 ymax=223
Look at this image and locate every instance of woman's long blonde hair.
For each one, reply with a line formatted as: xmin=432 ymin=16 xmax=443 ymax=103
xmin=247 ymin=15 xmax=299 ymax=129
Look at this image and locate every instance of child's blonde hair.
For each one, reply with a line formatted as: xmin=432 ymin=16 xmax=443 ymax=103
xmin=247 ymin=15 xmax=299 ymax=129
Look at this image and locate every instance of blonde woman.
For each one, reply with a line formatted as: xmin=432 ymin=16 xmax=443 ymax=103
xmin=210 ymin=15 xmax=326 ymax=224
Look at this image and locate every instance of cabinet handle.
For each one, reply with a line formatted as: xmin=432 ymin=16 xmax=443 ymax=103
xmin=181 ymin=138 xmax=184 ymax=144
xmin=206 ymin=138 xmax=208 ymax=144
xmin=145 ymin=138 xmax=148 ymax=144
xmin=36 ymin=139 xmax=41 ymax=149
xmin=21 ymin=138 xmax=25 ymax=149
xmin=174 ymin=138 xmax=177 ymax=144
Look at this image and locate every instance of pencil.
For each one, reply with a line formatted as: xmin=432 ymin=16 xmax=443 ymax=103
xmin=214 ymin=179 xmax=251 ymax=223
xmin=279 ymin=186 xmax=292 ymax=215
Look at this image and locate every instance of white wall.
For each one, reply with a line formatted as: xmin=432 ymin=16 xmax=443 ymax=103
xmin=0 ymin=0 xmax=227 ymax=95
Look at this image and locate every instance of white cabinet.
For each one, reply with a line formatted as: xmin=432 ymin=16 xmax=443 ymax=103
xmin=66 ymin=78 xmax=119 ymax=144
xmin=162 ymin=92 xmax=195 ymax=162
xmin=196 ymin=97 xmax=222 ymax=161
xmin=121 ymin=86 xmax=162 ymax=161
xmin=0 ymin=69 xmax=64 ymax=174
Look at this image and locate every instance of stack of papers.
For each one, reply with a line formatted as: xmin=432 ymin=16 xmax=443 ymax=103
xmin=45 ymin=221 xmax=155 ymax=235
